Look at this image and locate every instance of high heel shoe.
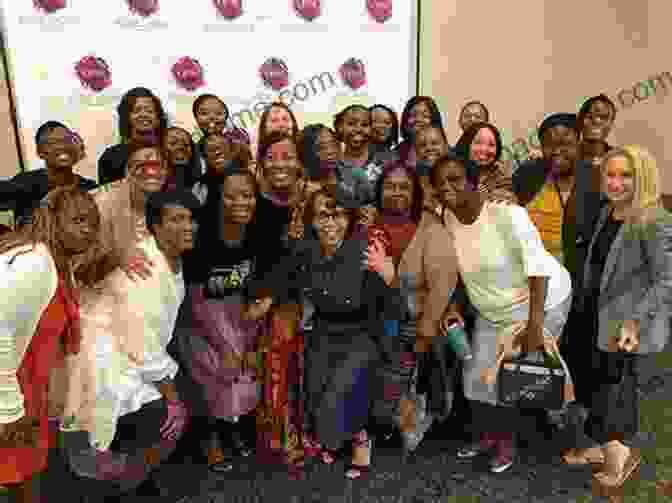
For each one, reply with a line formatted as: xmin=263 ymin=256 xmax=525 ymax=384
xmin=345 ymin=431 xmax=372 ymax=480
xmin=401 ymin=414 xmax=434 ymax=454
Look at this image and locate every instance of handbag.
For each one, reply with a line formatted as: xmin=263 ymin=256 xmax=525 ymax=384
xmin=497 ymin=350 xmax=566 ymax=410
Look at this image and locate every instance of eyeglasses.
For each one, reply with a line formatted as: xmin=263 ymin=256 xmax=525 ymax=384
xmin=314 ymin=211 xmax=348 ymax=225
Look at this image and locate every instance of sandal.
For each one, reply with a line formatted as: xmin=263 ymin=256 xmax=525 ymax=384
xmin=303 ymin=435 xmax=322 ymax=458
xmin=592 ymin=447 xmax=641 ymax=493
xmin=561 ymin=447 xmax=605 ymax=466
xmin=345 ymin=431 xmax=372 ymax=480
xmin=206 ymin=445 xmax=233 ymax=473
xmin=319 ymin=448 xmax=337 ymax=465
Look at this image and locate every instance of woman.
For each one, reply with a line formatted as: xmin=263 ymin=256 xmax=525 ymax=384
xmin=395 ymin=96 xmax=444 ymax=170
xmin=432 ymin=150 xmax=574 ymax=473
xmin=255 ymin=102 xmax=300 ymax=174
xmin=161 ymin=127 xmax=205 ymax=199
xmin=245 ymin=187 xmax=407 ymax=480
xmin=192 ymin=94 xmax=251 ymax=175
xmin=577 ymin=94 xmax=616 ymax=165
xmin=246 ymin=131 xmax=313 ymax=478
xmin=300 ymin=124 xmax=342 ymax=181
xmin=572 ymin=146 xmax=672 ymax=490
xmin=369 ymin=104 xmax=399 ymax=153
xmin=458 ymin=101 xmax=489 ymax=135
xmin=177 ymin=166 xmax=261 ymax=473
xmin=367 ymin=163 xmax=458 ymax=453
xmin=98 ymin=87 xmax=168 ymax=186
xmin=454 ymin=122 xmax=517 ymax=204
xmin=0 ymin=186 xmax=102 ymax=503
xmin=415 ymin=126 xmax=451 ymax=214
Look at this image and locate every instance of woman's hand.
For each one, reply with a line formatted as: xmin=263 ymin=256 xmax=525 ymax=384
xmin=0 ymin=415 xmax=40 ymax=447
xmin=242 ymin=297 xmax=273 ymax=321
xmin=615 ymin=320 xmax=640 ymax=353
xmin=364 ymin=240 xmax=395 ymax=284
xmin=121 ymin=249 xmax=153 ymax=281
xmin=439 ymin=307 xmax=465 ymax=335
xmin=357 ymin=206 xmax=378 ymax=227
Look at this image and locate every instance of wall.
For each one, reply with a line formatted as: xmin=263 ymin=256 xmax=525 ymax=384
xmin=1 ymin=0 xmax=671 ymax=195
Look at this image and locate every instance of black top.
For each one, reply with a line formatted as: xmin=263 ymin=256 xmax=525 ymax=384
xmin=250 ymin=193 xmax=294 ymax=285
xmin=1 ymin=169 xmax=97 ymax=226
xmin=98 ymin=144 xmax=129 ymax=186
xmin=589 ymin=210 xmax=623 ymax=296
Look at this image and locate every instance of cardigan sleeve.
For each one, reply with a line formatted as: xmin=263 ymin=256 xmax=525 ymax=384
xmin=0 ymin=250 xmax=52 ymax=423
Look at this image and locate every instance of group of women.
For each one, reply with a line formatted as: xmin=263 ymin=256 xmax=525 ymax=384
xmin=0 ymin=87 xmax=671 ymax=503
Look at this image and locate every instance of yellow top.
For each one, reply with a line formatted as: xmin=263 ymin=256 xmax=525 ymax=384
xmin=525 ymin=183 xmax=564 ymax=263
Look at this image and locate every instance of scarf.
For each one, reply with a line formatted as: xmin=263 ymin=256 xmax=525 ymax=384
xmin=57 ymin=276 xmax=81 ymax=356
xmin=370 ymin=211 xmax=417 ymax=265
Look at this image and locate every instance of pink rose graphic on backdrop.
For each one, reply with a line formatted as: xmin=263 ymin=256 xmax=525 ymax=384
xmin=127 ymin=0 xmax=159 ymax=17
xmin=213 ymin=0 xmax=243 ymax=19
xmin=75 ymin=56 xmax=112 ymax=93
xmin=367 ymin=0 xmax=392 ymax=23
xmin=172 ymin=57 xmax=206 ymax=92
xmin=294 ymin=0 xmax=321 ymax=21
xmin=259 ymin=58 xmax=289 ymax=91
xmin=339 ymin=58 xmax=367 ymax=90
xmin=33 ymin=0 xmax=66 ymax=13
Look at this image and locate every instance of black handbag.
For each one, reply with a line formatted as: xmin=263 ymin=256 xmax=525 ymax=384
xmin=497 ymin=351 xmax=566 ymax=410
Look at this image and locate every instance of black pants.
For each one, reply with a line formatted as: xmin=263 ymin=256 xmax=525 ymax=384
xmin=468 ymin=400 xmax=521 ymax=437
xmin=585 ymin=351 xmax=639 ymax=445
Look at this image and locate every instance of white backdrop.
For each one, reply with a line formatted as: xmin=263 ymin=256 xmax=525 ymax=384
xmin=0 ymin=0 xmax=418 ymax=177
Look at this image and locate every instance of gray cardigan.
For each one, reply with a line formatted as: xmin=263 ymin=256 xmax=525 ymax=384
xmin=583 ymin=206 xmax=672 ymax=354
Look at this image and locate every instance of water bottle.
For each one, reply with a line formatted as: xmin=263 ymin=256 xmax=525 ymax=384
xmin=444 ymin=321 xmax=473 ymax=361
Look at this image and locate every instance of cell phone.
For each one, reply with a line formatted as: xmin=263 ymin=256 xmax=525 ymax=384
xmin=205 ymin=267 xmax=245 ymax=299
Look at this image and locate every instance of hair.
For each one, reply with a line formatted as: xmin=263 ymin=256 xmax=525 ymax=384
xmin=578 ymin=94 xmax=617 ymax=132
xmin=256 ymin=102 xmax=299 ymax=160
xmin=0 ymin=186 xmax=104 ymax=289
xmin=399 ymin=96 xmax=444 ymax=142
xmin=162 ymin=126 xmax=201 ymax=188
xmin=204 ymin=132 xmax=253 ymax=175
xmin=192 ymin=93 xmax=230 ymax=122
xmin=454 ymin=122 xmax=503 ymax=167
xmin=431 ymin=149 xmax=481 ymax=190
xmin=116 ymin=87 xmax=168 ymax=141
xmin=35 ymin=121 xmax=69 ymax=146
xmin=374 ymin=162 xmax=423 ymax=222
xmin=601 ymin=145 xmax=661 ymax=224
xmin=459 ymin=100 xmax=490 ymax=124
xmin=369 ymin=104 xmax=400 ymax=148
xmin=298 ymin=124 xmax=326 ymax=179
xmin=302 ymin=187 xmax=356 ymax=239
xmin=333 ymin=104 xmax=370 ymax=141
xmin=145 ymin=189 xmax=201 ymax=236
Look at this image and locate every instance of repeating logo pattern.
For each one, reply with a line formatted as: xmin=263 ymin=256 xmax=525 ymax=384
xmin=213 ymin=0 xmax=243 ymax=19
xmin=126 ymin=0 xmax=159 ymax=17
xmin=171 ymin=57 xmax=206 ymax=92
xmin=339 ymin=58 xmax=366 ymax=90
xmin=74 ymin=56 xmax=112 ymax=92
xmin=33 ymin=0 xmax=66 ymax=13
xmin=294 ymin=0 xmax=321 ymax=21
xmin=259 ymin=57 xmax=289 ymax=91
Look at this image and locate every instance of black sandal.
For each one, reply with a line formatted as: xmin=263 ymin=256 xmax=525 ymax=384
xmin=206 ymin=445 xmax=234 ymax=473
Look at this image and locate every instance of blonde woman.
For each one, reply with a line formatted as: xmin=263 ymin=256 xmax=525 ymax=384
xmin=575 ymin=146 xmax=672 ymax=490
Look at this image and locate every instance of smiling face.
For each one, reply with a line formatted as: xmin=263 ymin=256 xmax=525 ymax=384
xmin=37 ymin=126 xmax=80 ymax=170
xmin=381 ymin=171 xmax=414 ymax=213
xmin=371 ymin=107 xmax=395 ymax=144
xmin=265 ymin=106 xmax=293 ymax=136
xmin=416 ymin=127 xmax=448 ymax=165
xmin=195 ymin=97 xmax=228 ymax=136
xmin=341 ymin=108 xmax=371 ymax=152
xmin=129 ymin=96 xmax=159 ymax=134
xmin=581 ymin=100 xmax=614 ymax=142
xmin=163 ymin=128 xmax=192 ymax=167
xmin=263 ymin=139 xmax=301 ymax=191
xmin=153 ymin=205 xmax=196 ymax=256
xmin=541 ymin=125 xmax=579 ymax=176
xmin=312 ymin=193 xmax=350 ymax=251
xmin=470 ymin=127 xmax=498 ymax=166
xmin=57 ymin=195 xmax=100 ymax=255
xmin=459 ymin=103 xmax=488 ymax=132
xmin=433 ymin=160 xmax=470 ymax=210
xmin=221 ymin=173 xmax=257 ymax=225
xmin=603 ymin=155 xmax=635 ymax=206
xmin=408 ymin=101 xmax=433 ymax=135
xmin=318 ymin=129 xmax=342 ymax=163
xmin=127 ymin=147 xmax=167 ymax=193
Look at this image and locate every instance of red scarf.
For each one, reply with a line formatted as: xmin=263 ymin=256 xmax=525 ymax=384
xmin=369 ymin=218 xmax=418 ymax=266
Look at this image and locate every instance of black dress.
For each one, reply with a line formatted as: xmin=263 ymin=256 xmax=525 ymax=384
xmin=583 ymin=211 xmax=639 ymax=444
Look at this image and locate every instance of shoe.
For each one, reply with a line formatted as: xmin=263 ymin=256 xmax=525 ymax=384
xmin=231 ymin=430 xmax=254 ymax=457
xmin=319 ymin=448 xmax=337 ymax=465
xmin=489 ymin=434 xmax=515 ymax=473
xmin=457 ymin=433 xmax=496 ymax=459
xmin=345 ymin=431 xmax=372 ymax=480
xmin=206 ymin=445 xmax=234 ymax=473
xmin=489 ymin=453 xmax=515 ymax=473
xmin=401 ymin=414 xmax=434 ymax=453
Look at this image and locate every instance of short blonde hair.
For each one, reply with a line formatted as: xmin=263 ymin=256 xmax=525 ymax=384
xmin=601 ymin=145 xmax=661 ymax=223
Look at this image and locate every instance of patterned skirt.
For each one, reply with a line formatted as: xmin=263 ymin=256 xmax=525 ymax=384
xmin=255 ymin=303 xmax=306 ymax=470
